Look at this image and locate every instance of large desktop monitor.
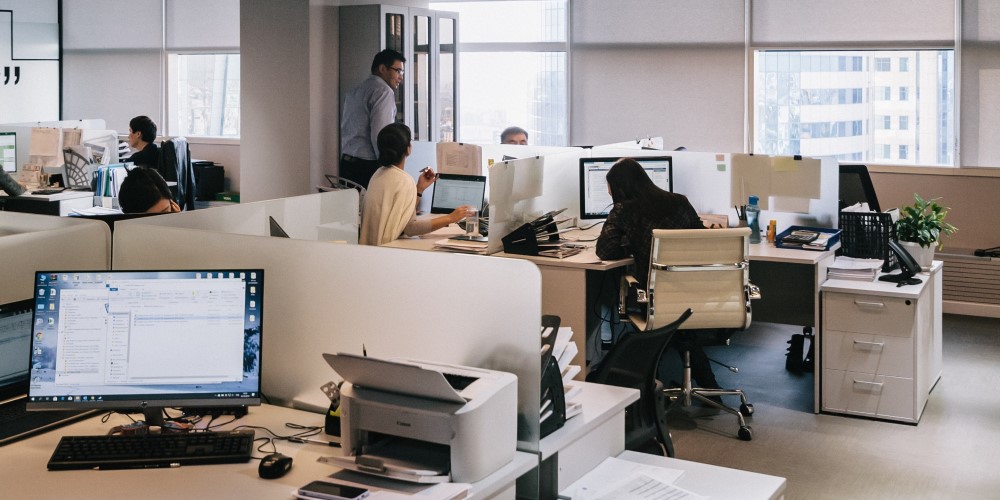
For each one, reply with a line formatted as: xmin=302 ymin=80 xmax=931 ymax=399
xmin=26 ymin=269 xmax=264 ymax=426
xmin=579 ymin=156 xmax=673 ymax=219
xmin=838 ymin=164 xmax=881 ymax=212
xmin=1 ymin=132 xmax=15 ymax=172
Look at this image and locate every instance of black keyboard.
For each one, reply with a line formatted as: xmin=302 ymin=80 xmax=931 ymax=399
xmin=47 ymin=429 xmax=255 ymax=470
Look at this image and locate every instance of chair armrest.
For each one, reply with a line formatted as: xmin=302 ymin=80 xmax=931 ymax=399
xmin=618 ymin=274 xmax=647 ymax=317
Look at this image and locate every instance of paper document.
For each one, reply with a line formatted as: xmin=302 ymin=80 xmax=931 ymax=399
xmin=561 ymin=457 xmax=687 ymax=499
xmin=590 ymin=473 xmax=706 ymax=500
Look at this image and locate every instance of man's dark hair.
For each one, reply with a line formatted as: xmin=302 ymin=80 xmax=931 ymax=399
xmin=129 ymin=116 xmax=158 ymax=143
xmin=377 ymin=123 xmax=412 ymax=166
xmin=371 ymin=49 xmax=406 ymax=74
xmin=119 ymin=166 xmax=173 ymax=213
xmin=500 ymin=126 xmax=528 ymax=144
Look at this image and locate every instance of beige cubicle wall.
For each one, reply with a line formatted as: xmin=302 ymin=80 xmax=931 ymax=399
xmin=111 ymin=190 xmax=545 ymax=449
xmin=0 ymin=212 xmax=111 ymax=304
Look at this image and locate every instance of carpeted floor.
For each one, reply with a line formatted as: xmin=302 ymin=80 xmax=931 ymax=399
xmin=660 ymin=314 xmax=1000 ymax=499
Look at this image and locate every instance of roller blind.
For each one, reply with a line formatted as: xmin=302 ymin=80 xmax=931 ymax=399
xmin=572 ymin=0 xmax=744 ymax=45
xmin=166 ymin=0 xmax=239 ymax=50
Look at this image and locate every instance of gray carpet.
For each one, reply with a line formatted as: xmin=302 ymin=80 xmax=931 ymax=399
xmin=662 ymin=314 xmax=1000 ymax=499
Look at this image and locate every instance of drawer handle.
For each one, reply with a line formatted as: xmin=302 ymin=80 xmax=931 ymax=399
xmin=853 ymin=340 xmax=885 ymax=348
xmin=853 ymin=299 xmax=885 ymax=310
xmin=853 ymin=380 xmax=884 ymax=389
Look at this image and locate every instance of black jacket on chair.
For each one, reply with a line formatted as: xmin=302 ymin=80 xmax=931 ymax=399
xmin=160 ymin=137 xmax=197 ymax=211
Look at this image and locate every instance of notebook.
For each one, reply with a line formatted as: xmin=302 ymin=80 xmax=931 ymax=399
xmin=430 ymin=173 xmax=486 ymax=215
xmin=0 ymin=298 xmax=95 ymax=446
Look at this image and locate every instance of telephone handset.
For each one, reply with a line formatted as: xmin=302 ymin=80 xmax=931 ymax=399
xmin=878 ymin=240 xmax=923 ymax=287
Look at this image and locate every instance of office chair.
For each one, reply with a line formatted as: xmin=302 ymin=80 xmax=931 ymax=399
xmin=621 ymin=228 xmax=759 ymax=441
xmin=587 ymin=309 xmax=692 ymax=457
xmin=320 ymin=174 xmax=366 ymax=216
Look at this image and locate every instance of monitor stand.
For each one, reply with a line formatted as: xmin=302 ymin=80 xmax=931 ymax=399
xmin=449 ymin=235 xmax=487 ymax=242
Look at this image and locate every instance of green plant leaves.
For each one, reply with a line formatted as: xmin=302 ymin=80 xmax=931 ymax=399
xmin=895 ymin=193 xmax=957 ymax=249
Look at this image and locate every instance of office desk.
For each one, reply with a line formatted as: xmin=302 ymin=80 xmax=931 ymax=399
xmin=0 ymin=191 xmax=94 ymax=216
xmin=748 ymin=243 xmax=838 ymax=412
xmin=0 ymin=404 xmax=537 ymax=499
xmin=385 ymin=225 xmax=631 ymax=379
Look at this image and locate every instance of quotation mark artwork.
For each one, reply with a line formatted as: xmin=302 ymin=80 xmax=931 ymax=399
xmin=3 ymin=66 xmax=20 ymax=85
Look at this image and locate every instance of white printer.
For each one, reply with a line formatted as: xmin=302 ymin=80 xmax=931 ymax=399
xmin=320 ymin=353 xmax=518 ymax=484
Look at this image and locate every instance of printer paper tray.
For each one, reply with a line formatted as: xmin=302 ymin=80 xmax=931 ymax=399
xmin=319 ymin=455 xmax=450 ymax=484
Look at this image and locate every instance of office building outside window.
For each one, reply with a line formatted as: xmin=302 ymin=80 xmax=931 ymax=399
xmin=899 ymin=144 xmax=908 ymax=159
xmin=429 ymin=1 xmax=568 ymax=146
xmin=168 ymin=54 xmax=241 ymax=137
xmin=753 ymin=50 xmax=954 ymax=166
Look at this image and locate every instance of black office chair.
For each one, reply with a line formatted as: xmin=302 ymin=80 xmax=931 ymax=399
xmin=587 ymin=308 xmax=692 ymax=457
xmin=838 ymin=164 xmax=881 ymax=212
xmin=160 ymin=137 xmax=197 ymax=211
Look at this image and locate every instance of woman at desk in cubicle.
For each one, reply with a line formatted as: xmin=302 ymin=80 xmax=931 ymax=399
xmin=594 ymin=158 xmax=721 ymax=390
xmin=125 ymin=116 xmax=160 ymax=170
xmin=359 ymin=123 xmax=470 ymax=245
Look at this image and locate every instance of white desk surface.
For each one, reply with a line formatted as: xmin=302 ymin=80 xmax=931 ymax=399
xmin=537 ymin=381 xmax=638 ymax=461
xmin=0 ymin=404 xmax=536 ymax=500
xmin=1 ymin=190 xmax=94 ymax=201
xmin=821 ymin=260 xmax=942 ymax=299
xmin=748 ymin=241 xmax=839 ymax=265
xmin=561 ymin=450 xmax=786 ymax=500
xmin=385 ymin=224 xmax=631 ymax=271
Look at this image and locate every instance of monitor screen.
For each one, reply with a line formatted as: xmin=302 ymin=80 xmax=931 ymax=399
xmin=579 ymin=156 xmax=673 ymax=220
xmin=1 ymin=132 xmax=15 ymax=172
xmin=0 ymin=299 xmax=35 ymax=400
xmin=26 ymin=270 xmax=264 ymax=423
xmin=430 ymin=173 xmax=487 ymax=214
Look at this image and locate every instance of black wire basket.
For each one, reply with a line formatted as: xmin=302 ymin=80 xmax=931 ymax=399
xmin=839 ymin=212 xmax=897 ymax=272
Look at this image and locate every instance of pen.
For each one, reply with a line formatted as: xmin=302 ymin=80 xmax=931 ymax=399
xmin=289 ymin=436 xmax=341 ymax=447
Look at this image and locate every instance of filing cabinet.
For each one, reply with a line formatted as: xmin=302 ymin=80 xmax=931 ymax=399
xmin=820 ymin=263 xmax=941 ymax=423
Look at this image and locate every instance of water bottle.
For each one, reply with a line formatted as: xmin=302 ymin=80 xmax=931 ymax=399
xmin=747 ymin=195 xmax=761 ymax=244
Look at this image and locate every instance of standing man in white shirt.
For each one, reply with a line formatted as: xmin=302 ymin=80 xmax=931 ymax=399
xmin=340 ymin=49 xmax=406 ymax=189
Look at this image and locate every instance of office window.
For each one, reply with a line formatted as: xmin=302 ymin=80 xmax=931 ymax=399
xmin=900 ymin=116 xmax=909 ymax=130
xmin=899 ymin=144 xmax=909 ymax=159
xmin=168 ymin=54 xmax=241 ymax=137
xmin=880 ymin=144 xmax=891 ymax=159
xmin=753 ymin=49 xmax=954 ymax=166
xmin=430 ymin=1 xmax=568 ymax=146
xmin=900 ymin=57 xmax=909 ymax=72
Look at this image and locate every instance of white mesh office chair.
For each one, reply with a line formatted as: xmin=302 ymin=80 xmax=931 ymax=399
xmin=620 ymin=227 xmax=760 ymax=441
xmin=319 ymin=174 xmax=366 ymax=217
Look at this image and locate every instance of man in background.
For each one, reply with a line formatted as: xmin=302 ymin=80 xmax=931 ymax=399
xmin=340 ymin=49 xmax=406 ymax=189
xmin=500 ymin=126 xmax=528 ymax=145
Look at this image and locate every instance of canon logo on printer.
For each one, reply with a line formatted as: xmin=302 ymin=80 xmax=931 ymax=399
xmin=395 ymin=420 xmax=412 ymax=427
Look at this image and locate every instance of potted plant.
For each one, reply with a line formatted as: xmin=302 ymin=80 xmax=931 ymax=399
xmin=895 ymin=193 xmax=957 ymax=269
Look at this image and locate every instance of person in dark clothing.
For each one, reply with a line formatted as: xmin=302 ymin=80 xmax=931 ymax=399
xmin=118 ymin=166 xmax=179 ymax=214
xmin=126 ymin=115 xmax=159 ymax=170
xmin=594 ymin=158 xmax=721 ymax=390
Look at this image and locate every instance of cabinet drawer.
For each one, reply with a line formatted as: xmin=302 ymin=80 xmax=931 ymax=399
xmin=822 ymin=329 xmax=913 ymax=378
xmin=822 ymin=369 xmax=914 ymax=422
xmin=823 ymin=292 xmax=915 ymax=337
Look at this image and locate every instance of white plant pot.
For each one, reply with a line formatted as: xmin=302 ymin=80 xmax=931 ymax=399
xmin=899 ymin=240 xmax=935 ymax=271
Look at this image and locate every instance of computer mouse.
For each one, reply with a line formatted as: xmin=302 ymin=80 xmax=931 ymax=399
xmin=258 ymin=452 xmax=293 ymax=479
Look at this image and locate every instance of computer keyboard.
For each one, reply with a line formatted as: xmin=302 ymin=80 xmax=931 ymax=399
xmin=47 ymin=429 xmax=255 ymax=470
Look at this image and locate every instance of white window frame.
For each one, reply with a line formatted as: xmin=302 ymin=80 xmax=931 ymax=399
xmin=165 ymin=50 xmax=241 ymax=140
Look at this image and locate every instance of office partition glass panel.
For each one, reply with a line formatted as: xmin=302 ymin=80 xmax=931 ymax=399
xmin=169 ymin=54 xmax=241 ymax=137
xmin=753 ymin=50 xmax=954 ymax=166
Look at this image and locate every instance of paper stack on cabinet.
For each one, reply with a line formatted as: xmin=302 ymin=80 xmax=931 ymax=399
xmin=828 ymin=256 xmax=884 ymax=282
xmin=553 ymin=327 xmax=583 ymax=419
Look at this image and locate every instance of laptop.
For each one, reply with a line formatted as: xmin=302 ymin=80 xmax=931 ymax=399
xmin=0 ymin=298 xmax=95 ymax=446
xmin=430 ymin=173 xmax=487 ymax=215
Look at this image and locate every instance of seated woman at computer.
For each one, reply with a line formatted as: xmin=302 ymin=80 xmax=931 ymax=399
xmin=126 ymin=115 xmax=160 ymax=170
xmin=360 ymin=123 xmax=471 ymax=245
xmin=118 ymin=167 xmax=180 ymax=214
xmin=594 ymin=158 xmax=720 ymax=389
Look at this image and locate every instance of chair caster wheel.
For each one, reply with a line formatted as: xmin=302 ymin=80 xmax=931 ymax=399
xmin=738 ymin=426 xmax=753 ymax=441
xmin=740 ymin=403 xmax=754 ymax=417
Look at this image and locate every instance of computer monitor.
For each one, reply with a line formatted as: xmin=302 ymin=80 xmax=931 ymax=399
xmin=26 ymin=269 xmax=264 ymax=426
xmin=838 ymin=164 xmax=881 ymax=212
xmin=430 ymin=173 xmax=487 ymax=214
xmin=579 ymin=156 xmax=673 ymax=220
xmin=0 ymin=298 xmax=35 ymax=398
xmin=1 ymin=132 xmax=16 ymax=172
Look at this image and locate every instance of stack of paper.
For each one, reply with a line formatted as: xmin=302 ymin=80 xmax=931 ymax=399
xmin=432 ymin=238 xmax=488 ymax=254
xmin=828 ymin=256 xmax=884 ymax=281
xmin=553 ymin=327 xmax=583 ymax=420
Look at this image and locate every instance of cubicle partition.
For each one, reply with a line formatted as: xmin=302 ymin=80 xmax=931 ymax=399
xmin=0 ymin=212 xmax=111 ymax=304
xmin=111 ymin=190 xmax=545 ymax=450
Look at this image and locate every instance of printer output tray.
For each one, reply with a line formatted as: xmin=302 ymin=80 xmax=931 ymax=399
xmin=320 ymin=437 xmax=451 ymax=484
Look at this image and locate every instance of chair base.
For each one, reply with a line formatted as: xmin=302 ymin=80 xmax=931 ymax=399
xmin=664 ymin=351 xmax=754 ymax=441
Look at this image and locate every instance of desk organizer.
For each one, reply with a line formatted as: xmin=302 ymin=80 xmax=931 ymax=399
xmin=774 ymin=225 xmax=841 ymax=251
xmin=839 ymin=212 xmax=898 ymax=271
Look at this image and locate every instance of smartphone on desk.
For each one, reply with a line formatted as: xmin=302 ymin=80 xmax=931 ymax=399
xmin=296 ymin=481 xmax=370 ymax=500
